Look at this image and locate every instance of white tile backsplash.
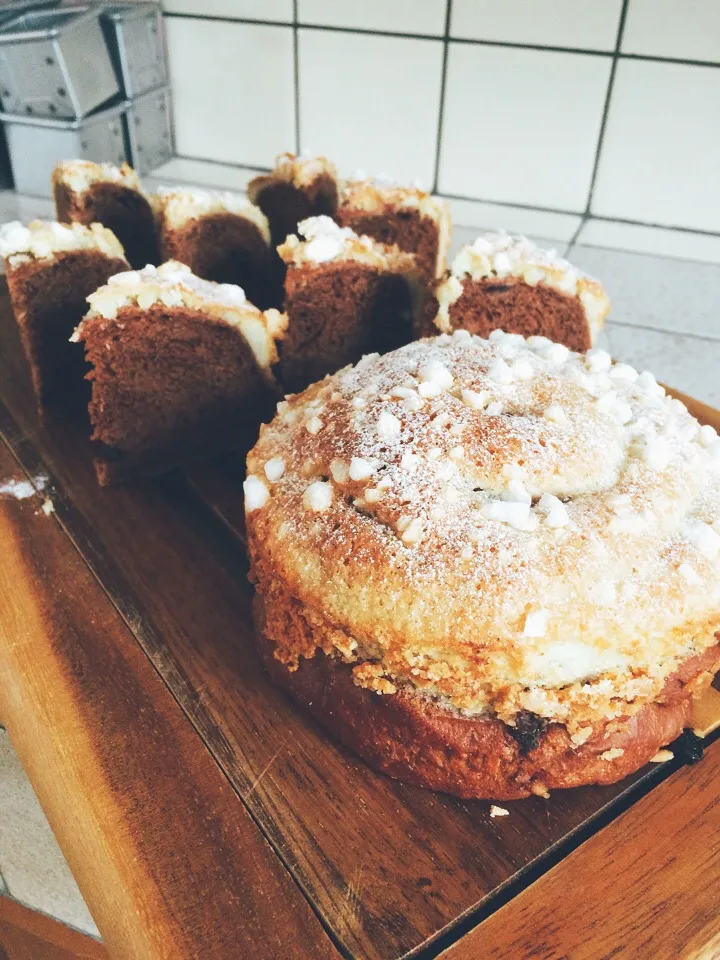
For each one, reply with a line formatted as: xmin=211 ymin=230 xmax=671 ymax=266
xmin=7 ymin=1 xmax=720 ymax=255
xmin=166 ymin=18 xmax=294 ymax=167
xmin=622 ymin=0 xmax=720 ymax=63
xmin=298 ymin=0 xmax=447 ymax=36
xmin=148 ymin=157 xmax=263 ymax=193
xmin=451 ymin=0 xmax=623 ymax=52
xmin=439 ymin=44 xmax=611 ymax=210
xmin=574 ymin=220 xmax=720 ymax=264
xmin=449 ymin=197 xmax=581 ymax=243
xmin=569 ymin=244 xmax=720 ymax=341
xmin=591 ymin=60 xmax=720 ymax=233
xmin=298 ymin=29 xmax=443 ymax=185
xmin=162 ymin=0 xmax=293 ymax=22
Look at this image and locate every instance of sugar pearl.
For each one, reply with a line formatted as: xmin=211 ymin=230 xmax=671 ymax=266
xmin=244 ymin=475 xmax=269 ymax=512
xmin=377 ymin=410 xmax=401 ymax=441
xmin=401 ymin=517 xmax=424 ymax=544
xmin=264 ymin=457 xmax=285 ymax=482
xmin=544 ymin=404 xmax=569 ymax=426
xmin=419 ymin=359 xmax=453 ymax=389
xmin=523 ymin=609 xmax=550 ymax=638
xmin=586 ymin=348 xmax=611 ymax=373
xmin=698 ymin=424 xmax=718 ymax=448
xmin=330 ymin=458 xmax=349 ymax=483
xmin=487 ymin=357 xmax=513 ymax=385
xmin=303 ymin=480 xmax=333 ymax=512
xmin=461 ymin=388 xmax=490 ymax=410
xmin=349 ymin=456 xmax=374 ymax=481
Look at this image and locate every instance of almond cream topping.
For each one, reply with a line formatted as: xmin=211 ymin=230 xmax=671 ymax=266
xmin=278 ymin=215 xmax=420 ymax=273
xmin=74 ymin=261 xmax=286 ymax=370
xmin=434 ymin=232 xmax=611 ymax=338
xmin=271 ymin=152 xmax=338 ymax=189
xmin=54 ymin=159 xmax=144 ymax=195
xmin=340 ymin=179 xmax=451 ymax=277
xmin=156 ymin=187 xmax=270 ymax=244
xmin=0 ymin=219 xmax=125 ymax=264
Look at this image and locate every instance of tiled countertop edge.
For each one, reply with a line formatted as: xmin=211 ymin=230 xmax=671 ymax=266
xmin=145 ymin=156 xmax=720 ymax=263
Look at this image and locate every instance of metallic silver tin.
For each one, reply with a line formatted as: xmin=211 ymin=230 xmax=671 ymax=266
xmin=0 ymin=3 xmax=119 ymax=120
xmin=101 ymin=2 xmax=166 ymax=99
xmin=125 ymin=84 xmax=172 ymax=176
xmin=1 ymin=99 xmax=128 ymax=196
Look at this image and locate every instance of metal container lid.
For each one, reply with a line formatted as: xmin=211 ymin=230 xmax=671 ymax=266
xmin=0 ymin=3 xmax=102 ymax=43
xmin=124 ymin=81 xmax=169 ymax=108
xmin=101 ymin=2 xmax=160 ymax=23
xmin=0 ymin=97 xmax=127 ymax=128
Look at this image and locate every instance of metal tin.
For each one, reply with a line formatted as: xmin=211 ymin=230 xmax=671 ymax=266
xmin=1 ymin=99 xmax=128 ymax=196
xmin=125 ymin=84 xmax=172 ymax=176
xmin=0 ymin=2 xmax=60 ymax=28
xmin=101 ymin=2 xmax=166 ymax=99
xmin=0 ymin=3 xmax=119 ymax=120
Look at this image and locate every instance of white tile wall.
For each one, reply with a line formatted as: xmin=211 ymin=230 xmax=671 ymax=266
xmin=439 ymin=44 xmax=611 ymax=210
xmin=591 ymin=60 xmax=720 ymax=233
xmin=151 ymin=3 xmax=720 ymax=243
xmin=165 ymin=17 xmax=294 ymax=167
xmin=298 ymin=29 xmax=443 ymax=185
xmin=298 ymin=0 xmax=447 ymax=36
xmin=162 ymin=0 xmax=293 ymax=22
xmin=621 ymin=0 xmax=720 ymax=62
xmin=448 ymin=198 xmax=581 ymax=242
xmin=451 ymin=0 xmax=623 ymax=52
xmin=575 ymin=220 xmax=720 ymax=264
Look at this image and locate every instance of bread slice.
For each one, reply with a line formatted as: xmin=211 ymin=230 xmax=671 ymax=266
xmin=0 ymin=219 xmax=128 ymax=415
xmin=53 ymin=160 xmax=159 ymax=270
xmin=276 ymin=216 xmax=422 ymax=392
xmin=433 ymin=233 xmax=610 ymax=350
xmin=156 ymin=188 xmax=274 ymax=309
xmin=72 ymin=261 xmax=286 ymax=485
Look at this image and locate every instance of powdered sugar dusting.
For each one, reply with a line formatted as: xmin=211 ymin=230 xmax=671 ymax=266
xmin=0 ymin=219 xmax=125 ymax=264
xmin=247 ymin=332 xmax=720 ymax=730
xmin=278 ymin=215 xmax=419 ymax=274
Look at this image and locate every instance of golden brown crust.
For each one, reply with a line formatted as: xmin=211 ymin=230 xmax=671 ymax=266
xmin=255 ymin=600 xmax=720 ymax=799
xmin=245 ymin=335 xmax=720 ymax=734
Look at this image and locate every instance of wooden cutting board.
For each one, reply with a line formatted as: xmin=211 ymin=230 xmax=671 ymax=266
xmin=1 ymin=283 xmax=718 ymax=960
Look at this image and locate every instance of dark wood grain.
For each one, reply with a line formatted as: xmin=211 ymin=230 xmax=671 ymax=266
xmin=0 ymin=442 xmax=339 ymax=960
xmin=1 ymin=897 xmax=109 ymax=960
xmin=439 ymin=741 xmax=720 ymax=960
xmin=1 ymin=284 xmax=717 ymax=960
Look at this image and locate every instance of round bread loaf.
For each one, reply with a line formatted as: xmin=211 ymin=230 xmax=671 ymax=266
xmin=245 ymin=331 xmax=720 ymax=798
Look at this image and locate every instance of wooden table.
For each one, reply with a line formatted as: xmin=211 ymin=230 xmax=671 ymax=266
xmin=1 ymin=286 xmax=719 ymax=960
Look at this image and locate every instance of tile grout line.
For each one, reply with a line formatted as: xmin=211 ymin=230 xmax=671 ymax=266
xmin=567 ymin=214 xmax=589 ymax=251
xmin=583 ymin=0 xmax=630 ymax=218
xmin=161 ymin=12 xmax=720 ymax=69
xmin=157 ymin=161 xmax=720 ymax=240
xmin=431 ymin=0 xmax=452 ymax=193
xmin=607 ymin=319 xmax=720 ymax=346
xmin=292 ymin=0 xmax=300 ymax=155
